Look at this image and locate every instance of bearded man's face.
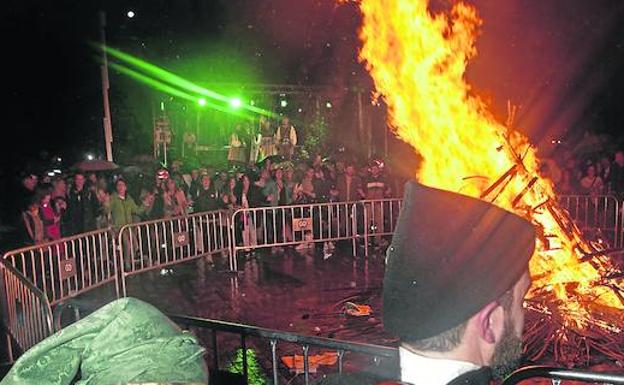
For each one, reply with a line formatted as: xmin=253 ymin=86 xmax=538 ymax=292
xmin=491 ymin=271 xmax=531 ymax=380
xmin=490 ymin=314 xmax=523 ymax=380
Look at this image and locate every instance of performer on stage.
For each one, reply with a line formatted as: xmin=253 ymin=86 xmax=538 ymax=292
xmin=227 ymin=123 xmax=248 ymax=166
xmin=275 ymin=116 xmax=297 ymax=159
xmin=259 ymin=116 xmax=277 ymax=160
xmin=249 ymin=121 xmax=262 ymax=164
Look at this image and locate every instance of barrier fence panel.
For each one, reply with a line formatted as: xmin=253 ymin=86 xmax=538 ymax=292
xmin=3 ymin=195 xmax=624 ymax=363
xmin=118 ymin=210 xmax=230 ymax=296
xmin=230 ymin=201 xmax=360 ymax=269
xmin=2 ymin=229 xmax=118 ymax=306
xmin=621 ymin=201 xmax=624 ymax=249
xmin=356 ymin=199 xmax=403 ymax=257
xmin=558 ymin=195 xmax=619 ymax=248
xmin=0 ymin=261 xmax=53 ymax=358
xmin=170 ymin=315 xmax=400 ymax=385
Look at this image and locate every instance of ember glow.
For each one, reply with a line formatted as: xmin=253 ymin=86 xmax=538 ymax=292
xmin=356 ymin=0 xmax=623 ymax=328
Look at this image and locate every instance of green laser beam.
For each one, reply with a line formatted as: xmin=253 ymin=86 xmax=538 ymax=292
xmin=109 ymin=62 xmax=197 ymax=102
xmin=96 ymin=44 xmax=275 ymax=118
xmin=108 ymin=62 xmax=251 ymax=117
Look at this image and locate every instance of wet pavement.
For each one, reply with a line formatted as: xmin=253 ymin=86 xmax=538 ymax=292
xmin=73 ymin=244 xmax=397 ymax=383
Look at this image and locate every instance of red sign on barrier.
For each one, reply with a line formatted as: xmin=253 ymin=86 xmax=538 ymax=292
xmin=174 ymin=231 xmax=190 ymax=247
xmin=293 ymin=217 xmax=313 ymax=232
xmin=59 ymin=258 xmax=76 ymax=280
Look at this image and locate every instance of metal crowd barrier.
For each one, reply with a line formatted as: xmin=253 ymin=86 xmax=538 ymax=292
xmin=229 ymin=198 xmax=403 ymax=267
xmin=2 ymin=228 xmax=118 ymax=305
xmin=170 ymin=314 xmax=400 ymax=385
xmin=621 ymin=201 xmax=624 ymax=249
xmin=558 ymin=195 xmax=620 ymax=248
xmin=0 ymin=261 xmax=53 ymax=359
xmin=1 ymin=196 xmax=623 ymax=365
xmin=229 ymin=201 xmax=361 ymax=269
xmin=118 ymin=210 xmax=231 ymax=296
xmin=356 ymin=198 xmax=403 ymax=257
xmin=502 ymin=366 xmax=624 ymax=384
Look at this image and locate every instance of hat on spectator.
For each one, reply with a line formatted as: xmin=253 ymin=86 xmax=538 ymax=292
xmin=156 ymin=169 xmax=170 ymax=180
xmin=383 ymin=181 xmax=535 ymax=341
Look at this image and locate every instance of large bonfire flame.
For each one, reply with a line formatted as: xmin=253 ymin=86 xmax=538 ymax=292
xmin=354 ymin=0 xmax=624 ymax=365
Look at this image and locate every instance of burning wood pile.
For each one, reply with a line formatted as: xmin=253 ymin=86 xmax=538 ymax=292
xmin=480 ymin=141 xmax=624 ymax=366
xmin=350 ymin=0 xmax=624 ymax=367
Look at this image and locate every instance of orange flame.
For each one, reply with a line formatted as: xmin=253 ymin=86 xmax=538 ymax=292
xmin=357 ymin=0 xmax=622 ymax=323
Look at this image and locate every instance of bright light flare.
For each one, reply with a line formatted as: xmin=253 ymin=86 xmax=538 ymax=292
xmin=230 ymin=97 xmax=242 ymax=109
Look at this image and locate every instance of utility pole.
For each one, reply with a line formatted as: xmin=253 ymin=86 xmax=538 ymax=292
xmin=99 ymin=11 xmax=114 ymax=162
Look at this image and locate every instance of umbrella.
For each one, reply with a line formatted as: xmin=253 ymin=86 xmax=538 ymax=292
xmin=73 ymin=160 xmax=119 ymax=172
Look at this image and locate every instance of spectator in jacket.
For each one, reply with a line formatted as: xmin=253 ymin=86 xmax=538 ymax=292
xmin=22 ymin=197 xmax=45 ymax=245
xmin=194 ymin=174 xmax=221 ymax=212
xmin=335 ymin=163 xmax=362 ymax=202
xmin=107 ymin=179 xmax=149 ymax=229
xmin=39 ymin=186 xmax=62 ymax=242
xmin=163 ymin=179 xmax=188 ymax=218
xmin=65 ymin=172 xmax=98 ymax=235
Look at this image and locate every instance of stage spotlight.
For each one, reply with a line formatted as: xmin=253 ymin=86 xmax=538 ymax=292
xmin=127 ymin=11 xmax=135 ymax=18
xmin=230 ymin=98 xmax=242 ymax=109
xmin=198 ymin=98 xmax=206 ymax=106
xmin=326 ymin=101 xmax=332 ymax=109
xmin=280 ymin=99 xmax=288 ymax=108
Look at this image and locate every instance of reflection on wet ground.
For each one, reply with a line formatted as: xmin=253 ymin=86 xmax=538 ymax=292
xmin=76 ymin=244 xmax=398 ymax=383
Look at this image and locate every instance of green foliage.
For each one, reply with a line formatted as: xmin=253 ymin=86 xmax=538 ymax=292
xmin=303 ymin=116 xmax=329 ymax=156
xmin=226 ymin=348 xmax=268 ymax=385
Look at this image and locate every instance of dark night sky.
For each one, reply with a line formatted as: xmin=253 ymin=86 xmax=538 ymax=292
xmin=2 ymin=0 xmax=624 ymax=174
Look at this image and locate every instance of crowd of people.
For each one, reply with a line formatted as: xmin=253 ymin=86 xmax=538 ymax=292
xmin=15 ymin=151 xmax=401 ymax=248
xmin=548 ymin=150 xmax=624 ymax=199
xmin=15 ymin=147 xmax=624 ymax=249
xmin=16 ymin=116 xmax=624 ymax=251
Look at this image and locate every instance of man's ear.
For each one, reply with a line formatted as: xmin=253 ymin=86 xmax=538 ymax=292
xmin=476 ymin=301 xmax=505 ymax=344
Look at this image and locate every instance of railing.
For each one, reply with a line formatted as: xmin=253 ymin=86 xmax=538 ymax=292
xmin=502 ymin=366 xmax=624 ymax=384
xmin=1 ymin=195 xmax=623 ymax=365
xmin=118 ymin=210 xmax=231 ymax=296
xmin=356 ymin=199 xmax=402 ymax=257
xmin=558 ymin=195 xmax=620 ymax=248
xmin=170 ymin=314 xmax=400 ymax=385
xmin=621 ymin=201 xmax=624 ymax=249
xmin=230 ymin=201 xmax=360 ymax=269
xmin=0 ymin=261 xmax=53 ymax=358
xmin=2 ymin=228 xmax=118 ymax=305
xmin=229 ymin=198 xmax=403 ymax=268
